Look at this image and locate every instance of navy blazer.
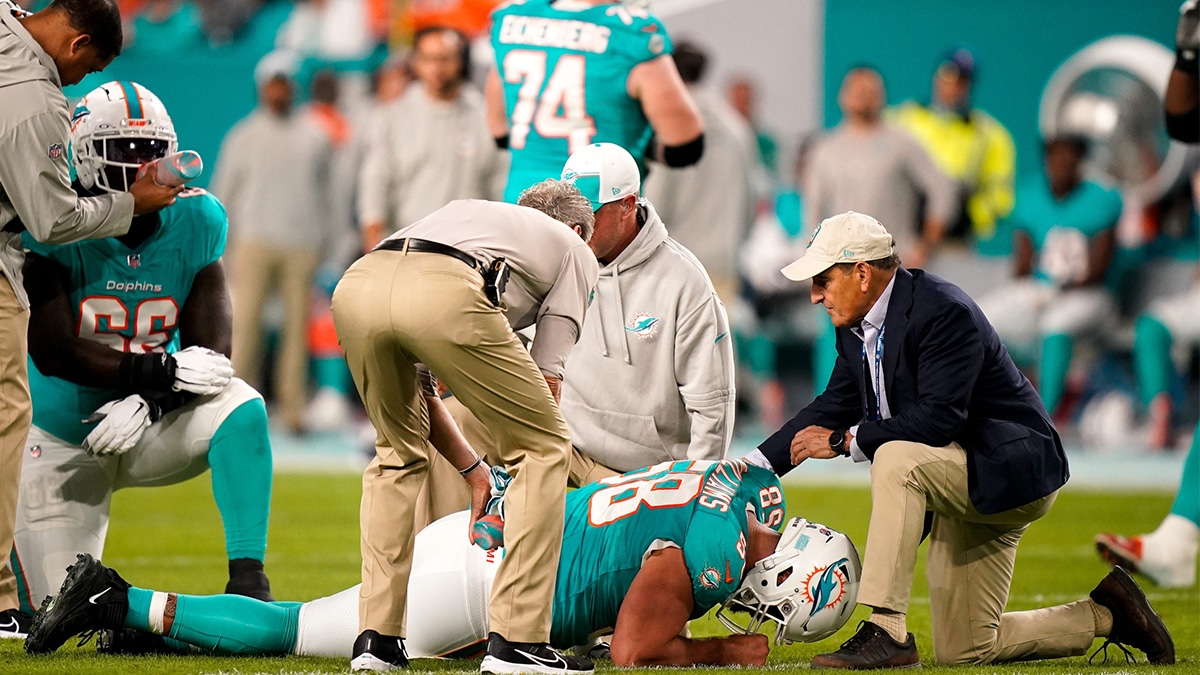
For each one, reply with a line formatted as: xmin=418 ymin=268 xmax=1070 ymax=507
xmin=758 ymin=268 xmax=1069 ymax=514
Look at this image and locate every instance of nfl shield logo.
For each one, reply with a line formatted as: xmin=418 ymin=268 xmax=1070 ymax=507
xmin=47 ymin=143 xmax=64 ymax=160
xmin=127 ymin=253 xmax=141 ymax=269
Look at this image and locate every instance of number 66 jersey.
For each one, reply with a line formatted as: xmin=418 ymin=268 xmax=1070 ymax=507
xmin=22 ymin=189 xmax=227 ymax=445
xmin=551 ymin=459 xmax=786 ymax=648
xmin=491 ymin=0 xmax=673 ymax=202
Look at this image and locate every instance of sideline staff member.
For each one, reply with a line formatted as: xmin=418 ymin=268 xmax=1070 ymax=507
xmin=746 ymin=212 xmax=1174 ymax=668
xmin=0 ymin=0 xmax=179 ymax=634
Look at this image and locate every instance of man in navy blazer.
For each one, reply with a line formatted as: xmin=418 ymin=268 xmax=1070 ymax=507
xmin=743 ymin=212 xmax=1174 ymax=668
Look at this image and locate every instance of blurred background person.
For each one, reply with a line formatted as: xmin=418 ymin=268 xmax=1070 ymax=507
xmin=977 ymin=135 xmax=1122 ymax=419
xmin=804 ymin=65 xmax=957 ymax=269
xmin=1132 ymin=265 xmax=1200 ymax=449
xmin=890 ymin=48 xmax=1016 ymax=244
xmin=642 ymin=39 xmax=757 ymax=305
xmin=727 ymin=73 xmax=779 ymax=181
xmin=358 ymin=26 xmax=502 ymax=252
xmin=212 ymin=56 xmax=334 ymax=435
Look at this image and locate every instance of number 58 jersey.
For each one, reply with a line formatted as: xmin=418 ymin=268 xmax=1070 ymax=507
xmin=22 ymin=189 xmax=228 ymax=445
xmin=491 ymin=0 xmax=673 ymax=202
xmin=551 ymin=459 xmax=786 ymax=648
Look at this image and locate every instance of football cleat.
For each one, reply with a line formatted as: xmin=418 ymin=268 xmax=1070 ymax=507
xmin=1096 ymin=532 xmax=1197 ymax=588
xmin=481 ymin=632 xmax=593 ymax=675
xmin=25 ymin=553 xmax=130 ymax=655
xmin=96 ymin=627 xmax=176 ymax=655
xmin=351 ymin=629 xmax=409 ymax=671
xmin=0 ymin=608 xmax=32 ymax=639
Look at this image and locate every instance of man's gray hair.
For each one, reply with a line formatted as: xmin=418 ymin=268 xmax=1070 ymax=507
xmin=517 ymin=179 xmax=595 ymax=242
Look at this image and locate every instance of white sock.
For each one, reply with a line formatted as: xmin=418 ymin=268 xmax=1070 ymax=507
xmin=1139 ymin=515 xmax=1198 ymax=587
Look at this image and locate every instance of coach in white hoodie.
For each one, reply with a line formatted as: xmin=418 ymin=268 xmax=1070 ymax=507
xmin=560 ymin=143 xmax=735 ymax=477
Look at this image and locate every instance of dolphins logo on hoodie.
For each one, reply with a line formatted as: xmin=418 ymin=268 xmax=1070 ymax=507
xmin=625 ymin=313 xmax=660 ymax=339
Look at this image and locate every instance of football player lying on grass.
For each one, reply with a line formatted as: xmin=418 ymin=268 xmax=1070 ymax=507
xmin=25 ymin=459 xmax=863 ymax=667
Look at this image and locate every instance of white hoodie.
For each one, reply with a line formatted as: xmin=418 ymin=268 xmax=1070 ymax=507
xmin=561 ymin=201 xmax=735 ymax=472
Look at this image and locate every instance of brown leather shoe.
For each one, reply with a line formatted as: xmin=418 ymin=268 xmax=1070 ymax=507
xmin=1089 ymin=566 xmax=1175 ymax=665
xmin=810 ymin=621 xmax=919 ymax=669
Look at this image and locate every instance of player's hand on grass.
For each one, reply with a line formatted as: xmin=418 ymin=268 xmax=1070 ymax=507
xmin=82 ymin=395 xmax=153 ymax=456
xmin=721 ymin=633 xmax=770 ymax=667
xmin=172 ymin=346 xmax=233 ymax=395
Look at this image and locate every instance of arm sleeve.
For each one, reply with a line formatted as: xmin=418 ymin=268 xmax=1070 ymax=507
xmin=357 ymin=111 xmax=392 ymax=225
xmin=902 ymin=133 xmax=958 ymax=225
xmin=529 ymin=314 xmax=578 ymax=379
xmin=0 ymin=111 xmax=133 ymax=243
xmin=674 ymin=294 xmax=735 ymax=461
xmin=854 ymin=302 xmax=984 ymax=457
xmin=756 ymin=331 xmax=864 ymax=475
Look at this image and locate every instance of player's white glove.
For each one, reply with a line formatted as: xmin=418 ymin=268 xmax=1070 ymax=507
xmin=1180 ymin=0 xmax=1200 ymax=54
xmin=82 ymin=395 xmax=153 ymax=456
xmin=171 ymin=346 xmax=233 ymax=395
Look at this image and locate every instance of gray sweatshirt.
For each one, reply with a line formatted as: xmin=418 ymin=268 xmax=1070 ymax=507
xmin=804 ymin=123 xmax=957 ymax=256
xmin=0 ymin=5 xmax=134 ymax=306
xmin=561 ymin=202 xmax=735 ymax=472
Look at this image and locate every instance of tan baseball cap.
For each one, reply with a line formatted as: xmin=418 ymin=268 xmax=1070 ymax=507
xmin=781 ymin=211 xmax=895 ymax=281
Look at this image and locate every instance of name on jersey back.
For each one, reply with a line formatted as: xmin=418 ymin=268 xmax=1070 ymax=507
xmin=497 ymin=14 xmax=611 ymax=54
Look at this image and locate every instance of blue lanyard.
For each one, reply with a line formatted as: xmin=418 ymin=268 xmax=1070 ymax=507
xmin=861 ymin=324 xmax=885 ymax=421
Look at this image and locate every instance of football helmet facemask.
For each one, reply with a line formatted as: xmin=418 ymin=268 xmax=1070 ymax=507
xmin=717 ymin=517 xmax=861 ymax=644
xmin=71 ymin=81 xmax=177 ymax=194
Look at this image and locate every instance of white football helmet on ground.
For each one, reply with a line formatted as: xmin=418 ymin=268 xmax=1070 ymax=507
xmin=717 ymin=517 xmax=861 ymax=644
xmin=71 ymin=81 xmax=177 ymax=194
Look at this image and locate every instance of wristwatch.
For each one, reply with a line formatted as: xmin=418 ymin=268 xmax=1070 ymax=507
xmin=828 ymin=429 xmax=849 ymax=457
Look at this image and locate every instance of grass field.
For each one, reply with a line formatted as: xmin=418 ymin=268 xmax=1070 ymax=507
xmin=0 ymin=473 xmax=1195 ymax=675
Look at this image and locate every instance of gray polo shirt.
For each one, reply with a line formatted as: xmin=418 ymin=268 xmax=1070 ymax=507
xmin=0 ymin=5 xmax=134 ymax=306
xmin=384 ymin=199 xmax=599 ymax=378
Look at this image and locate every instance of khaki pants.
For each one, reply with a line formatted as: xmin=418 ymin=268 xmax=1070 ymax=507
xmin=861 ymin=440 xmax=1097 ymax=664
xmin=230 ymin=241 xmax=319 ymax=429
xmin=445 ymin=394 xmax=618 ymax=489
xmin=0 ymin=278 xmax=31 ymax=612
xmin=333 ymin=251 xmax=570 ymax=642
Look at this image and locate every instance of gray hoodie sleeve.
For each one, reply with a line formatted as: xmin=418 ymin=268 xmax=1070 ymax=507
xmin=1 ymin=110 xmax=133 ymax=243
xmin=674 ymin=292 xmax=736 ymax=460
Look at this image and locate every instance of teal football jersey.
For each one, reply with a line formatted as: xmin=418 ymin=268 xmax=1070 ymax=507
xmin=23 ymin=188 xmax=227 ymax=445
xmin=491 ymin=0 xmax=672 ymax=202
xmin=550 ymin=459 xmax=785 ymax=647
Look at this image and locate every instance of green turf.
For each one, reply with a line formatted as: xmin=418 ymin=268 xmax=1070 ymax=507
xmin=0 ymin=474 xmax=1195 ymax=674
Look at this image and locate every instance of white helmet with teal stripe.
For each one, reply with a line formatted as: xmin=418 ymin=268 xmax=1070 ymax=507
xmin=717 ymin=517 xmax=861 ymax=644
xmin=71 ymin=80 xmax=177 ymax=194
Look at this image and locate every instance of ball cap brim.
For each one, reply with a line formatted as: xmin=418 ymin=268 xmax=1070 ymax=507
xmin=781 ymin=211 xmax=895 ymax=282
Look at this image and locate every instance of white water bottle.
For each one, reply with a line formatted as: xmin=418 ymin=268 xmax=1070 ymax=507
xmin=136 ymin=150 xmax=203 ymax=187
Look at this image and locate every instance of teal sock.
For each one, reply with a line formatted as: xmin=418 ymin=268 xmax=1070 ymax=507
xmin=1171 ymin=431 xmax=1200 ymax=525
xmin=1133 ymin=314 xmax=1174 ymax=408
xmin=1039 ymin=332 xmax=1073 ymax=414
xmin=125 ymin=587 xmax=301 ymax=654
xmin=813 ymin=314 xmax=837 ymax=395
xmin=208 ymin=399 xmax=273 ymax=561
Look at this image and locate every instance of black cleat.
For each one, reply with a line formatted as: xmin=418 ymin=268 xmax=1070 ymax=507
xmin=351 ymin=629 xmax=409 ymax=671
xmin=225 ymin=558 xmax=273 ymax=602
xmin=0 ymin=608 xmax=32 ymax=639
xmin=481 ymin=632 xmax=594 ymax=674
xmin=24 ymin=553 xmax=130 ymax=655
xmin=96 ymin=627 xmax=177 ymax=656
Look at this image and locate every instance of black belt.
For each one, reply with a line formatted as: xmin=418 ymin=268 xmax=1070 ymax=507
xmin=374 ymin=237 xmax=478 ymax=270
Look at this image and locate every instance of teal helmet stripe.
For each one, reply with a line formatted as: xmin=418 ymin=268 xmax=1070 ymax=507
xmin=117 ymin=81 xmax=143 ymax=119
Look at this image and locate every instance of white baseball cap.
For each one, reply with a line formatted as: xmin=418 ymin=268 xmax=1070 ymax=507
xmin=561 ymin=142 xmax=641 ymax=212
xmin=781 ymin=211 xmax=896 ymax=281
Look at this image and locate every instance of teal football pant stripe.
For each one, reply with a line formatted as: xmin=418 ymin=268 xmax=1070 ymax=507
xmin=1133 ymin=314 xmax=1174 ymax=408
xmin=1172 ymin=431 xmax=1199 ymax=525
xmin=126 ymin=587 xmax=302 ymax=654
xmin=208 ymin=399 xmax=272 ymax=561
